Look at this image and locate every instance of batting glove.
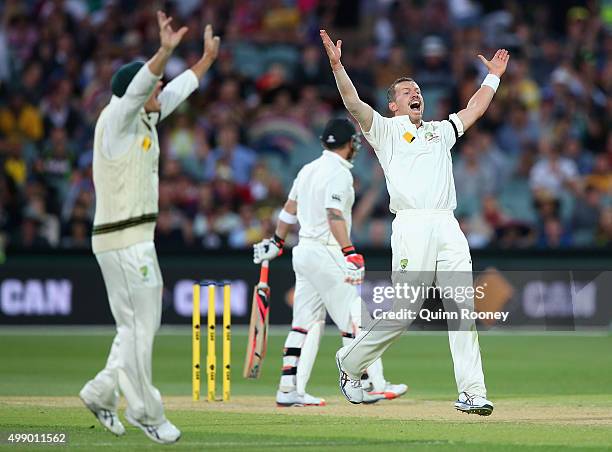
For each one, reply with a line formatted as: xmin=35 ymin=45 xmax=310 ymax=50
xmin=342 ymin=245 xmax=365 ymax=285
xmin=253 ymin=234 xmax=284 ymax=264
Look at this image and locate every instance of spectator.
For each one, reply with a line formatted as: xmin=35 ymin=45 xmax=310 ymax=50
xmin=165 ymin=114 xmax=198 ymax=163
xmin=294 ymin=45 xmax=334 ymax=91
xmin=15 ymin=211 xmax=50 ymax=249
xmin=454 ymin=139 xmax=495 ymax=216
xmin=211 ymin=123 xmax=257 ymax=185
xmin=530 ymin=143 xmax=579 ymax=198
xmin=595 ymin=207 xmax=612 ymax=247
xmin=415 ymin=36 xmax=454 ymax=121
xmin=61 ymin=220 xmax=90 ymax=249
xmin=23 ymin=195 xmax=60 ymax=247
xmin=36 ymin=127 xmax=74 ymax=203
xmin=572 ymin=186 xmax=602 ymax=246
xmin=40 ymin=79 xmax=81 ymax=137
xmin=0 ymin=91 xmax=43 ymax=143
xmin=179 ymin=125 xmax=216 ymax=182
xmin=584 ymin=154 xmax=612 ymax=194
xmin=537 ymin=218 xmax=572 ymax=248
xmin=1 ymin=2 xmax=610 ymax=250
xmin=496 ymin=103 xmax=539 ymax=155
xmin=228 ymin=204 xmax=263 ymax=248
xmin=155 ymin=209 xmax=189 ymax=250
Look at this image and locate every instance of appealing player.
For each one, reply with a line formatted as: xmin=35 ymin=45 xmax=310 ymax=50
xmin=79 ymin=12 xmax=219 ymax=443
xmin=320 ymin=29 xmax=509 ymax=415
xmin=253 ymin=118 xmax=407 ymax=407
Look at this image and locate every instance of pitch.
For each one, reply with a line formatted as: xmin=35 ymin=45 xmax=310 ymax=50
xmin=1 ymin=328 xmax=611 ymax=451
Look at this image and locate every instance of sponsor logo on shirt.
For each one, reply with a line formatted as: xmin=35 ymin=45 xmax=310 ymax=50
xmin=425 ymin=131 xmax=440 ymax=143
xmin=140 ymin=265 xmax=150 ymax=282
xmin=142 ymin=136 xmax=152 ymax=151
xmin=402 ymin=132 xmax=415 ymax=143
xmin=331 ymin=194 xmax=341 ymax=202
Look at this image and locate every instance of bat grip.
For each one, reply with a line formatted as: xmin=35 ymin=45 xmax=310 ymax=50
xmin=259 ymin=260 xmax=269 ymax=284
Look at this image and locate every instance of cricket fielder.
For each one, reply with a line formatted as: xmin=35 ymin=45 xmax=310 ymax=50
xmin=79 ymin=12 xmax=219 ymax=443
xmin=253 ymin=118 xmax=407 ymax=407
xmin=320 ymin=30 xmax=509 ymax=415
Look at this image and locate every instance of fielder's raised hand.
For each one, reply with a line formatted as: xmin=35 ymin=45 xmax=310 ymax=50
xmin=320 ymin=29 xmax=343 ymax=71
xmin=157 ymin=11 xmax=188 ymax=52
xmin=202 ymin=24 xmax=220 ymax=62
xmin=253 ymin=235 xmax=285 ymax=264
xmin=190 ymin=24 xmax=221 ymax=79
xmin=477 ymin=49 xmax=510 ymax=78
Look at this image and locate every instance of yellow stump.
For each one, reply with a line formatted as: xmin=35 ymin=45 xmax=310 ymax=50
xmin=207 ymin=283 xmax=216 ymax=401
xmin=222 ymin=282 xmax=231 ymax=401
xmin=192 ymin=283 xmax=201 ymax=401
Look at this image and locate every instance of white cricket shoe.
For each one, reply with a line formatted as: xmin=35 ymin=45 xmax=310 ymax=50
xmin=276 ymin=390 xmax=302 ymax=407
xmin=79 ymin=391 xmax=125 ymax=436
xmin=125 ymin=412 xmax=181 ymax=444
xmin=276 ymin=390 xmax=326 ymax=407
xmin=362 ymin=382 xmax=408 ymax=404
xmin=454 ymin=392 xmax=494 ymax=416
xmin=335 ymin=351 xmax=363 ymax=404
xmin=301 ymin=392 xmax=326 ymax=406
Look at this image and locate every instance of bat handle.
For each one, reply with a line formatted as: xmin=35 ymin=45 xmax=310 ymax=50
xmin=259 ymin=260 xmax=269 ymax=284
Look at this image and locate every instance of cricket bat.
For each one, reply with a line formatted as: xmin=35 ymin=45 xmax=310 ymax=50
xmin=243 ymin=260 xmax=270 ymax=379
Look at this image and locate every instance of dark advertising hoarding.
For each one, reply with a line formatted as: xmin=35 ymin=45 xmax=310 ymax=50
xmin=1 ymin=250 xmax=611 ymax=329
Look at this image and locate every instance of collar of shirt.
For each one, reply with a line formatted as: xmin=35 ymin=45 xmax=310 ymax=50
xmin=394 ymin=114 xmax=424 ymax=130
xmin=323 ymin=150 xmax=353 ymax=169
xmin=141 ymin=110 xmax=160 ymax=126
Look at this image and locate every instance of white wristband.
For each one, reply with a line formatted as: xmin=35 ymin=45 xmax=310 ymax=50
xmin=481 ymin=74 xmax=500 ymax=92
xmin=448 ymin=113 xmax=464 ymax=138
xmin=279 ymin=209 xmax=298 ymax=224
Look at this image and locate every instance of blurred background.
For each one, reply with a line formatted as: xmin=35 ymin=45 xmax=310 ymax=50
xmin=1 ymin=7 xmax=611 ymax=439
xmin=0 ymin=0 xmax=610 ymax=256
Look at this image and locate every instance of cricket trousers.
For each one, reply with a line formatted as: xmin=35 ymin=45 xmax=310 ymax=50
xmin=339 ymin=209 xmax=487 ymax=397
xmin=80 ymin=241 xmax=166 ymax=425
xmin=279 ymin=238 xmax=386 ymax=394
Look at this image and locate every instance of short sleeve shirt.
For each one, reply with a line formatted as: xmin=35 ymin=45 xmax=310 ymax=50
xmin=289 ymin=150 xmax=354 ymax=245
xmin=362 ymin=111 xmax=461 ymax=212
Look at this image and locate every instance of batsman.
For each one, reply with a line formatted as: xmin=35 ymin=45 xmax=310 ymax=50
xmin=79 ymin=12 xmax=219 ymax=444
xmin=253 ymin=118 xmax=407 ymax=407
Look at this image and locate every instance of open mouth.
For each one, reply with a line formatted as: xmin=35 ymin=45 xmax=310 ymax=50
xmin=409 ymin=100 xmax=421 ymax=113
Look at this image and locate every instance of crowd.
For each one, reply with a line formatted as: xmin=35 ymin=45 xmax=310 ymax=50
xmin=0 ymin=0 xmax=610 ymax=252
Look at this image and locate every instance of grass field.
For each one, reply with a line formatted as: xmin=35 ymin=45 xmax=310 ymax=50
xmin=1 ymin=327 xmax=611 ymax=451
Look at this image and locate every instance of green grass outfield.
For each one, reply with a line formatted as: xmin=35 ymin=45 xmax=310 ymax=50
xmin=1 ymin=327 xmax=611 ymax=451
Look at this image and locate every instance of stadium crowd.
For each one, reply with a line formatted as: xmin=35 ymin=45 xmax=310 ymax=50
xmin=0 ymin=0 xmax=610 ymax=252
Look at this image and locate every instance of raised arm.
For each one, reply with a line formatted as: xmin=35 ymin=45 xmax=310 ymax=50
xmin=457 ymin=49 xmax=510 ymax=132
xmin=148 ymin=12 xmax=188 ymax=76
xmin=113 ymin=11 xmax=187 ymax=127
xmin=320 ymin=30 xmax=374 ymax=132
xmin=158 ymin=24 xmax=220 ymax=122
xmin=190 ymin=24 xmax=220 ymax=79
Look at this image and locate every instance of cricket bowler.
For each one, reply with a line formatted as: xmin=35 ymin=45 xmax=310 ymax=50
xmin=321 ymin=29 xmax=509 ymax=415
xmin=79 ymin=12 xmax=219 ymax=443
xmin=253 ymin=118 xmax=407 ymax=407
